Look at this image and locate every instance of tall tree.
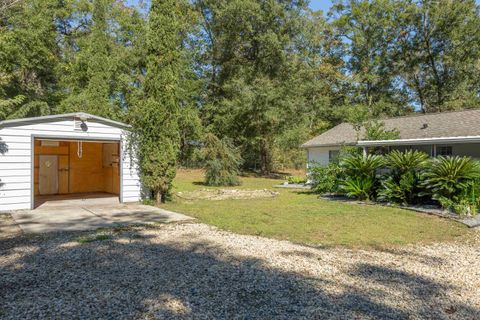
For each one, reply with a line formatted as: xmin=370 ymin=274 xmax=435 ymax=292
xmin=394 ymin=0 xmax=480 ymax=112
xmin=130 ymin=0 xmax=189 ymax=203
xmin=331 ymin=0 xmax=411 ymax=118
xmin=58 ymin=0 xmax=145 ymax=119
xmin=195 ymin=0 xmax=324 ymax=174
xmin=0 ymin=0 xmax=59 ymax=119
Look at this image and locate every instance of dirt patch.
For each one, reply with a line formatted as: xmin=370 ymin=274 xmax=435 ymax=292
xmin=176 ymin=189 xmax=279 ymax=200
xmin=0 ymin=213 xmax=22 ymax=238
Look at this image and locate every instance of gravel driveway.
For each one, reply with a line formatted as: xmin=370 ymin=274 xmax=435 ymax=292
xmin=1 ymin=222 xmax=479 ymax=319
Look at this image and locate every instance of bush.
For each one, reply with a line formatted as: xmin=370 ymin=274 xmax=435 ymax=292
xmin=203 ymin=133 xmax=243 ymax=186
xmin=309 ymin=163 xmax=344 ymax=194
xmin=341 ymin=176 xmax=375 ymax=201
xmin=422 ymin=156 xmax=480 ymax=215
xmin=378 ymin=150 xmax=429 ymax=205
xmin=287 ymin=176 xmax=306 ymax=184
xmin=341 ymin=154 xmax=385 ymax=178
xmin=340 ymin=154 xmax=384 ymax=200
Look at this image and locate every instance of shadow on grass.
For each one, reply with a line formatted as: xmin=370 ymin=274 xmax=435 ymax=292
xmin=0 ymin=228 xmax=477 ymax=319
xmin=192 ymin=181 xmax=209 ymax=187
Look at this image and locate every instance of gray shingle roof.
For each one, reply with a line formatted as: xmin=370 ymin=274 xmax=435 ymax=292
xmin=302 ymin=109 xmax=480 ymax=148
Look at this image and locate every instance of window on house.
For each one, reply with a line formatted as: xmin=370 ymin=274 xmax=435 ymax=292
xmin=438 ymin=146 xmax=452 ymax=156
xmin=329 ymin=150 xmax=339 ymax=162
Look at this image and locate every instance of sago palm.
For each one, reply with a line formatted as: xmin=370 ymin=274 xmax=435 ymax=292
xmin=422 ymin=156 xmax=480 ymax=200
xmin=340 ymin=154 xmax=385 ymax=178
xmin=386 ymin=150 xmax=429 ymax=176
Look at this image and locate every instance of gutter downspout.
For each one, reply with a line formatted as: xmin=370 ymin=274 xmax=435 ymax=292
xmin=362 ymin=146 xmax=368 ymax=157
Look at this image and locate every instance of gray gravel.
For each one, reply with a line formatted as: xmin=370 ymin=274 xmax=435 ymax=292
xmin=1 ymin=223 xmax=479 ymax=319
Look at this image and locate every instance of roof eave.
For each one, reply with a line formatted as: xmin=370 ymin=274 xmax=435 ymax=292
xmin=357 ymin=135 xmax=480 ymax=146
xmin=301 ymin=142 xmax=357 ymax=148
xmin=0 ymin=112 xmax=131 ymax=129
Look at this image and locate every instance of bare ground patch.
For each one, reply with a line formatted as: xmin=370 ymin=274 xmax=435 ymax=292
xmin=176 ymin=189 xmax=279 ymax=200
xmin=0 ymin=213 xmax=22 ymax=239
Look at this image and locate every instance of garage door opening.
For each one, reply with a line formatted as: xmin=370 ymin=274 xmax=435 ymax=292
xmin=33 ymin=139 xmax=120 ymax=208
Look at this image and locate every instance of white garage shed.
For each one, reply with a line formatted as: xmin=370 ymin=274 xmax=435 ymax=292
xmin=0 ymin=112 xmax=142 ymax=211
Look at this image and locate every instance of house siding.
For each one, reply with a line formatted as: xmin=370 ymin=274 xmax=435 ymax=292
xmin=307 ymin=146 xmax=340 ymax=167
xmin=0 ymin=117 xmax=142 ymax=211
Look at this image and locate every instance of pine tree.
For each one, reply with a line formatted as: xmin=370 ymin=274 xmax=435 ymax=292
xmin=85 ymin=0 xmax=112 ymax=117
xmin=130 ymin=0 xmax=188 ymax=204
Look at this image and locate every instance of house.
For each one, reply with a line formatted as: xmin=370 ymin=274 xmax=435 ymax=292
xmin=302 ymin=109 xmax=480 ymax=167
xmin=0 ymin=112 xmax=142 ymax=211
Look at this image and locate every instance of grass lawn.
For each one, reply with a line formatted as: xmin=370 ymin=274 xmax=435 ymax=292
xmin=162 ymin=169 xmax=471 ymax=248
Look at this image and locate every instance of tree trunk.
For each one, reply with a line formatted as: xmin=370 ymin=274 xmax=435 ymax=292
xmin=259 ymin=139 xmax=272 ymax=176
xmin=155 ymin=190 xmax=163 ymax=206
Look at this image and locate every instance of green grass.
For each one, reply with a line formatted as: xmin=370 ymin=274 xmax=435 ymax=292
xmin=76 ymin=232 xmax=112 ymax=244
xmin=162 ymin=169 xmax=471 ymax=248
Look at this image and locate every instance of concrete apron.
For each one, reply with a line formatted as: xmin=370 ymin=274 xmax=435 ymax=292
xmin=11 ymin=196 xmax=193 ymax=234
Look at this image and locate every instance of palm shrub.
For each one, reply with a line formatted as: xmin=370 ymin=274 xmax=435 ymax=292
xmin=342 ymin=176 xmax=375 ymax=200
xmin=203 ymin=133 xmax=243 ymax=186
xmin=340 ymin=154 xmax=385 ymax=201
xmin=421 ymin=156 xmax=480 ymax=215
xmin=378 ymin=150 xmax=429 ymax=205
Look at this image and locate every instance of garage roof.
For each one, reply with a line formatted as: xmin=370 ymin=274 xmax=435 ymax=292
xmin=0 ymin=112 xmax=131 ymax=129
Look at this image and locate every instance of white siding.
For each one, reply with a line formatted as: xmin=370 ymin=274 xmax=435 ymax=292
xmin=0 ymin=116 xmax=142 ymax=211
xmin=306 ymin=146 xmax=340 ymax=167
xmin=121 ymin=143 xmax=142 ymax=203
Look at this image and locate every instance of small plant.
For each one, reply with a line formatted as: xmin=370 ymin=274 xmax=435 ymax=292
xmin=287 ymin=176 xmax=306 ymax=184
xmin=203 ymin=133 xmax=243 ymax=186
xmin=341 ymin=176 xmax=374 ymax=201
xmin=76 ymin=232 xmax=112 ymax=244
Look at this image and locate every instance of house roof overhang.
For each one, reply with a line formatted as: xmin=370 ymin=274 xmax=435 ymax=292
xmin=357 ymin=135 xmax=480 ymax=147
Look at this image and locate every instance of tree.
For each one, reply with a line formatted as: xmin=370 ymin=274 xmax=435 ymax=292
xmin=393 ymin=0 xmax=480 ymax=112
xmin=58 ymin=0 xmax=141 ymax=119
xmin=129 ymin=0 xmax=189 ymax=204
xmin=203 ymin=133 xmax=242 ymax=186
xmin=0 ymin=0 xmax=59 ymax=118
xmin=194 ymin=0 xmax=342 ymax=174
xmin=364 ymin=120 xmax=400 ymax=141
xmin=331 ymin=0 xmax=412 ymax=118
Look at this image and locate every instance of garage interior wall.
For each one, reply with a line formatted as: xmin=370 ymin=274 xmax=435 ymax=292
xmin=34 ymin=140 xmax=120 ymax=196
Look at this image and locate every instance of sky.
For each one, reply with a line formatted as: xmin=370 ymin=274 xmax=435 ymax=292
xmin=309 ymin=0 xmax=334 ymax=13
xmin=126 ymin=0 xmax=336 ymax=13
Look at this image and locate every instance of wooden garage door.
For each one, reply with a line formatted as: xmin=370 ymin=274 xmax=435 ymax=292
xmin=39 ymin=155 xmax=58 ymax=195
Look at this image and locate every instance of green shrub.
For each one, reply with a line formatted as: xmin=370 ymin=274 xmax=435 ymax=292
xmin=287 ymin=176 xmax=306 ymax=184
xmin=203 ymin=133 xmax=243 ymax=186
xmin=341 ymin=154 xmax=385 ymax=178
xmin=422 ymin=156 xmax=480 ymax=215
xmin=309 ymin=163 xmax=344 ymax=194
xmin=340 ymin=154 xmax=384 ymax=200
xmin=422 ymin=156 xmax=480 ymax=199
xmin=378 ymin=150 xmax=429 ymax=205
xmin=386 ymin=150 xmax=429 ymax=175
xmin=341 ymin=176 xmax=375 ymax=201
